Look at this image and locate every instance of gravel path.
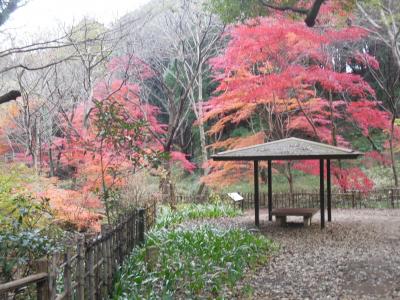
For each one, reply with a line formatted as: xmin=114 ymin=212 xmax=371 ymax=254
xmin=182 ymin=209 xmax=400 ymax=299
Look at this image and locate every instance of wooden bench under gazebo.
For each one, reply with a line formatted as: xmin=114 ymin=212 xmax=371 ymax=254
xmin=212 ymin=137 xmax=362 ymax=229
xmin=272 ymin=208 xmax=319 ymax=226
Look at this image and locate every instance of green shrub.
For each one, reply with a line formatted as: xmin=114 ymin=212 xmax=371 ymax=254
xmin=113 ymin=226 xmax=276 ymax=299
xmin=0 ymin=229 xmax=58 ymax=282
xmin=0 ymin=194 xmax=59 ymax=282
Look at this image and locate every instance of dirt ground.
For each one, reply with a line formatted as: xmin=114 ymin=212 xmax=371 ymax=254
xmin=186 ymin=209 xmax=400 ymax=299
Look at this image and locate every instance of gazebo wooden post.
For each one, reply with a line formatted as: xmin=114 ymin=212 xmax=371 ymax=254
xmin=254 ymin=160 xmax=260 ymax=227
xmin=268 ymin=159 xmax=272 ymax=221
xmin=319 ymin=159 xmax=325 ymax=229
xmin=327 ymin=159 xmax=332 ymax=222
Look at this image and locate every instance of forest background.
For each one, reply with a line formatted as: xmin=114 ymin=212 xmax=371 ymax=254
xmin=0 ymin=0 xmax=399 ymax=238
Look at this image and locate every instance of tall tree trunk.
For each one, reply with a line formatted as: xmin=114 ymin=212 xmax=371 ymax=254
xmin=48 ymin=148 xmax=54 ymax=177
xmin=329 ymin=90 xmax=344 ymax=184
xmin=389 ymin=115 xmax=399 ymax=187
xmin=100 ymin=140 xmax=111 ymax=224
xmin=329 ymin=90 xmax=337 ymax=146
xmin=195 ymin=65 xmax=210 ymax=200
xmin=33 ymin=119 xmax=39 ymax=173
xmin=196 ymin=123 xmax=209 ymax=199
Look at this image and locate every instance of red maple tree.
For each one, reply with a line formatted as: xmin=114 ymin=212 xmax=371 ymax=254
xmin=202 ymin=16 xmax=389 ymax=192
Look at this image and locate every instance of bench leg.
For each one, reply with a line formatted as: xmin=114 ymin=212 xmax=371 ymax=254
xmin=276 ymin=216 xmax=287 ymax=226
xmin=303 ymin=216 xmax=312 ymax=227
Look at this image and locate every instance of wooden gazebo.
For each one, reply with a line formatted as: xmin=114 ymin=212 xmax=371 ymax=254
xmin=211 ymin=137 xmax=363 ymax=229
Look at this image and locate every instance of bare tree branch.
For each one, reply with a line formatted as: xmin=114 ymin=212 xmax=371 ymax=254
xmin=259 ymin=0 xmax=326 ymax=27
xmin=0 ymin=89 xmax=20 ymax=104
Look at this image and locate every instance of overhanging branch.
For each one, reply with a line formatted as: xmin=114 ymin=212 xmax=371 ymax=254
xmin=259 ymin=0 xmax=308 ymax=15
xmin=0 ymin=90 xmax=21 ymax=105
xmin=259 ymin=0 xmax=326 ymax=27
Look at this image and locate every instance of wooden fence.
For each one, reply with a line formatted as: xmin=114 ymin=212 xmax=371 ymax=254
xmin=0 ymin=202 xmax=156 ymax=300
xmin=227 ymin=188 xmax=400 ymax=210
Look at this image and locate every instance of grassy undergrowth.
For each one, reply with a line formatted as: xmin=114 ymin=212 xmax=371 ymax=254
xmin=155 ymin=203 xmax=241 ymax=229
xmin=113 ymin=227 xmax=275 ymax=299
xmin=112 ymin=203 xmax=276 ymax=299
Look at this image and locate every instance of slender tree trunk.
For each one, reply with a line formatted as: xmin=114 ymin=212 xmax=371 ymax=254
xmin=286 ymin=162 xmax=294 ymax=199
xmin=329 ymin=90 xmax=337 ymax=146
xmin=100 ymin=139 xmax=111 ymax=224
xmin=33 ymin=120 xmax=40 ymax=173
xmin=48 ymin=148 xmax=55 ymax=177
xmin=329 ymin=90 xmax=344 ymax=184
xmin=196 ymin=122 xmax=209 ymax=199
xmin=195 ymin=65 xmax=210 ymax=199
xmin=389 ymin=115 xmax=399 ymax=186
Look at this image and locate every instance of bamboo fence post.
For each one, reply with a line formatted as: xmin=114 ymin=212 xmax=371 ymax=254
xmin=63 ymin=249 xmax=72 ymax=300
xmin=88 ymin=247 xmax=95 ymax=300
xmin=101 ymin=224 xmax=111 ymax=296
xmin=391 ymin=188 xmax=395 ymax=208
xmin=107 ymin=235 xmax=113 ymax=288
xmin=76 ymin=237 xmax=85 ymax=300
xmin=48 ymin=254 xmax=58 ymax=300
xmin=132 ymin=212 xmax=137 ymax=246
xmin=134 ymin=211 xmax=139 ymax=247
xmin=131 ymin=212 xmax=135 ymax=243
xmin=127 ymin=216 xmax=131 ymax=251
xmin=133 ymin=211 xmax=137 ymax=245
xmin=112 ymin=231 xmax=117 ymax=274
xmin=120 ymin=219 xmax=124 ymax=259
xmin=122 ymin=218 xmax=127 ymax=257
xmin=97 ymin=243 xmax=101 ymax=298
xmin=94 ymin=244 xmax=99 ymax=300
xmin=138 ymin=208 xmax=145 ymax=245
xmin=34 ymin=258 xmax=50 ymax=300
xmin=101 ymin=239 xmax=107 ymax=298
xmin=116 ymin=226 xmax=122 ymax=264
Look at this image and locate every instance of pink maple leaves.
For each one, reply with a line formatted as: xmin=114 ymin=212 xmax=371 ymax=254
xmin=203 ymin=16 xmax=389 ymax=191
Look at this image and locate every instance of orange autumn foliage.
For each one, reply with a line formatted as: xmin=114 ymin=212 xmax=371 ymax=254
xmin=202 ymin=133 xmax=267 ymax=188
xmin=42 ymin=187 xmax=102 ymax=232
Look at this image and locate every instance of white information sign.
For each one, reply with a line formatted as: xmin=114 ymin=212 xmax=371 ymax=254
xmin=227 ymin=192 xmax=244 ymax=202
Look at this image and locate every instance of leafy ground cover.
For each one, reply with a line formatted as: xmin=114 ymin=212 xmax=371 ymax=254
xmin=155 ymin=203 xmax=240 ymax=229
xmin=113 ymin=227 xmax=275 ymax=299
xmin=113 ymin=203 xmax=276 ymax=299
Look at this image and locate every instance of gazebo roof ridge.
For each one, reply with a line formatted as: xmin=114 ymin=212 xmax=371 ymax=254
xmin=211 ymin=137 xmax=363 ymax=161
xmin=282 ymin=137 xmax=357 ymax=153
xmin=215 ymin=137 xmax=356 ymax=155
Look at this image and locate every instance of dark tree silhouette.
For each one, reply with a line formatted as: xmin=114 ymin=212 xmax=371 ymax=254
xmin=0 ymin=1 xmax=25 ymax=104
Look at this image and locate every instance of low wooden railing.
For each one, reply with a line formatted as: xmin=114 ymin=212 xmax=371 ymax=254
xmin=0 ymin=272 xmax=48 ymax=299
xmin=234 ymin=188 xmax=400 ymax=210
xmin=175 ymin=188 xmax=400 ymax=210
xmin=0 ymin=202 xmax=156 ymax=300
